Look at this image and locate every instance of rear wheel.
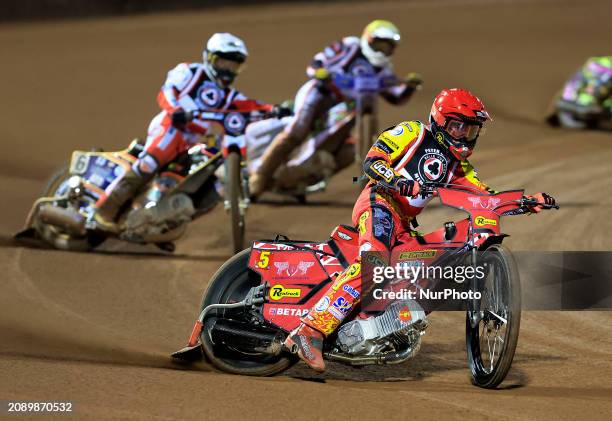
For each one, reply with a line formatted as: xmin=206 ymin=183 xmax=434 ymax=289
xmin=199 ymin=249 xmax=294 ymax=376
xmin=466 ymin=244 xmax=521 ymax=388
xmin=35 ymin=163 xmax=105 ymax=251
xmin=226 ymin=151 xmax=246 ymax=254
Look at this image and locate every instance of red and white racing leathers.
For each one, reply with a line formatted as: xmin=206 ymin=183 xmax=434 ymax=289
xmin=137 ymin=62 xmax=270 ymax=174
xmin=302 ymin=120 xmax=495 ymax=335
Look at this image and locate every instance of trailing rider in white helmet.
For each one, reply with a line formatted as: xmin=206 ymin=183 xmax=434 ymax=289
xmin=248 ymin=19 xmax=423 ymax=198
xmin=93 ymin=33 xmax=275 ymax=232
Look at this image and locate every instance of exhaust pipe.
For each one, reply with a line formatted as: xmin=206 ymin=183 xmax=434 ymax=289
xmin=38 ymin=205 xmax=86 ymax=235
xmin=210 ymin=319 xmax=284 ymax=356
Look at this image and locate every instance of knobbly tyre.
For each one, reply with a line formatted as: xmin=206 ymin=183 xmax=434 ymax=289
xmin=245 ymin=72 xmax=412 ymax=203
xmin=188 ymin=106 xmax=288 ymax=253
xmin=15 ymin=107 xmax=281 ymax=253
xmin=172 ymin=182 xmax=558 ymax=388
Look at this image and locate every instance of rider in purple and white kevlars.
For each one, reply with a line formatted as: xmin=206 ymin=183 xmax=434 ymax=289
xmin=248 ymin=19 xmax=423 ymax=198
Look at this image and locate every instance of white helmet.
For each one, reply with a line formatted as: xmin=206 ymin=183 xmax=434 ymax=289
xmin=203 ymin=33 xmax=249 ymax=86
xmin=360 ymin=20 xmax=400 ymax=67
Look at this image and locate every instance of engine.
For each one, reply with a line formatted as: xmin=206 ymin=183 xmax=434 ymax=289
xmin=122 ymin=192 xmax=195 ymax=241
xmin=335 ymin=300 xmax=428 ymax=356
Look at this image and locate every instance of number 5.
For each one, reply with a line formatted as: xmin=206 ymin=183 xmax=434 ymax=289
xmin=257 ymin=251 xmax=270 ymax=269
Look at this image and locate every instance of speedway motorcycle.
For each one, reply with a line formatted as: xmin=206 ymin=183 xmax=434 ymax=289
xmin=188 ymin=106 xmax=283 ymax=253
xmin=332 ymin=72 xmax=405 ymax=162
xmin=16 ymin=107 xmax=277 ymax=253
xmin=16 ymin=138 xmax=222 ymax=252
xmin=172 ymin=182 xmax=558 ymax=388
xmin=546 ymin=87 xmax=612 ymax=130
xmin=245 ymin=102 xmax=352 ymax=203
xmin=244 ymin=73 xmax=412 ymax=203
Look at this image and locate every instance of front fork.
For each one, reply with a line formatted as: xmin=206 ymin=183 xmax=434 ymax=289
xmin=467 ymin=222 xmax=482 ymax=328
xmin=222 ymin=154 xmax=251 ymax=214
xmin=354 ymin=97 xmax=378 ymax=163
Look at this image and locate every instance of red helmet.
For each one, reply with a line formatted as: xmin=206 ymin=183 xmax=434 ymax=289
xmin=429 ymin=88 xmax=491 ymax=160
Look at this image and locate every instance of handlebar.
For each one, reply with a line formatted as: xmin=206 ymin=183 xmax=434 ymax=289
xmin=520 ymin=197 xmax=560 ymax=210
xmin=331 ymin=73 xmax=402 ymax=93
xmin=391 ymin=180 xmax=560 ymax=210
xmin=187 ymin=106 xmax=278 ymax=120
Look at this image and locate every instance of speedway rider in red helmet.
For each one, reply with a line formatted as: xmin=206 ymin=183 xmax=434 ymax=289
xmin=284 ymin=88 xmax=556 ymax=371
xmin=93 ymin=33 xmax=274 ymax=232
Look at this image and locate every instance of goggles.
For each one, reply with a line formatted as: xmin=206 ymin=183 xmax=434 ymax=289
xmin=445 ymin=118 xmax=483 ymax=143
xmin=369 ymin=38 xmax=397 ymax=56
xmin=212 ymin=55 xmax=245 ymax=75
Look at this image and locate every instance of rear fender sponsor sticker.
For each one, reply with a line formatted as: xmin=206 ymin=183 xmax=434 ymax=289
xmin=331 ymin=263 xmax=361 ymax=291
xmin=268 ymin=307 xmax=309 ymax=317
xmin=314 ymin=295 xmax=331 ymax=312
xmin=274 ymin=260 xmax=315 ymax=277
xmin=343 ymin=284 xmax=360 ymax=299
xmin=474 ymin=216 xmax=497 ymax=226
xmin=269 ymin=284 xmax=302 ymax=300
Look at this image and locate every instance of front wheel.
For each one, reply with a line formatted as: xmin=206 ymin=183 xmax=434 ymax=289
xmin=466 ymin=244 xmax=521 ymax=388
xmin=226 ymin=151 xmax=246 ymax=254
xmin=199 ymin=249 xmax=295 ymax=375
xmin=355 ymin=112 xmax=377 ymax=163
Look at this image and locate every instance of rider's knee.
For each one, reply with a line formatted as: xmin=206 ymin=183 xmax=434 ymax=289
xmin=372 ymin=206 xmax=394 ymax=249
xmin=286 ymin=103 xmax=319 ymax=141
xmin=284 ymin=120 xmax=310 ymax=144
xmin=133 ymin=153 xmax=159 ymax=177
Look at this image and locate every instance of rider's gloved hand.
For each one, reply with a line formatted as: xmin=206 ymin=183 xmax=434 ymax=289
xmin=313 ymin=67 xmax=332 ymax=93
xmin=273 ymin=103 xmax=293 ymax=118
xmin=171 ymin=108 xmax=192 ymax=129
xmin=394 ymin=177 xmax=420 ymax=197
xmin=526 ymin=192 xmax=556 ymax=213
xmin=405 ymin=72 xmax=423 ymax=88
xmin=313 ymin=67 xmax=331 ymax=81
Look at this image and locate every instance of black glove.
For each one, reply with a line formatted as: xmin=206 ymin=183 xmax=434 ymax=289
xmin=171 ymin=108 xmax=192 ymax=128
xmin=273 ymin=104 xmax=293 ymax=118
xmin=394 ymin=177 xmax=420 ymax=197
xmin=541 ymin=192 xmax=556 ymax=206
xmin=525 ymin=192 xmax=556 ymax=213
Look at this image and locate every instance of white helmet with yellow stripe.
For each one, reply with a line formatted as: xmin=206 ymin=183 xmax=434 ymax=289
xmin=360 ymin=20 xmax=401 ymax=67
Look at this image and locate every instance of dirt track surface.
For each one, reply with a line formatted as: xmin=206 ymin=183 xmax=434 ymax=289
xmin=1 ymin=0 xmax=612 ymax=419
